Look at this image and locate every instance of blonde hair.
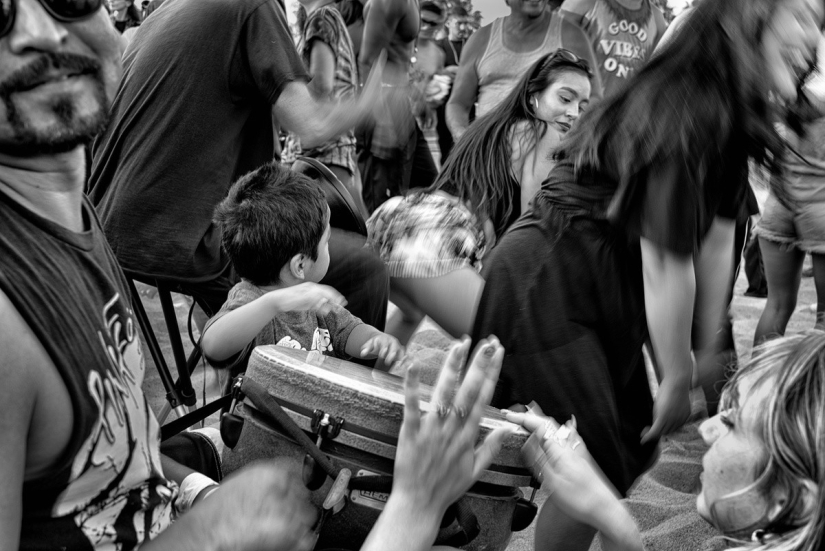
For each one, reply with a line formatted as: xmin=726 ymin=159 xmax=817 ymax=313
xmin=721 ymin=332 xmax=825 ymax=551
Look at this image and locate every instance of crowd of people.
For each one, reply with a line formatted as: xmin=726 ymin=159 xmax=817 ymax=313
xmin=1 ymin=0 xmax=825 ymax=548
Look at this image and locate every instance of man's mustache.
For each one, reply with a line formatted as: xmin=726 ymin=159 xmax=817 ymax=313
xmin=0 ymin=52 xmax=101 ymax=98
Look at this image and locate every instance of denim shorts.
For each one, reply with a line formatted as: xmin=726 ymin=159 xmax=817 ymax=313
xmin=755 ymin=172 xmax=825 ymax=254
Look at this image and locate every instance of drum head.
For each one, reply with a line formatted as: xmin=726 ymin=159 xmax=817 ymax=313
xmin=292 ymin=157 xmax=368 ymax=236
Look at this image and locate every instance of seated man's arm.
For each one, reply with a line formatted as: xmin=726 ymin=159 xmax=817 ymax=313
xmin=445 ymin=25 xmax=488 ymax=141
xmin=0 ymin=291 xmax=41 ymax=551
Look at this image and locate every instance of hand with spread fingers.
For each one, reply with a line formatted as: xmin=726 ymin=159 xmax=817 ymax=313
xmin=504 ymin=407 xmax=645 ymax=551
xmin=360 ymin=336 xmax=513 ymax=551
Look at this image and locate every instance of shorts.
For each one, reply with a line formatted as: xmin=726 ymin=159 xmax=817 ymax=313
xmin=754 ymin=172 xmax=825 ymax=254
xmin=365 ymin=193 xmax=487 ymax=279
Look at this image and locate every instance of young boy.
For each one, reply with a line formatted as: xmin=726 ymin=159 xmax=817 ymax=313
xmin=201 ymin=162 xmax=403 ymax=367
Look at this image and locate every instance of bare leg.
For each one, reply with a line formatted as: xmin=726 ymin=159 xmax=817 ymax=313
xmin=534 ymin=500 xmax=597 ymax=551
xmin=392 ymin=268 xmax=485 ymax=339
xmin=753 ymin=237 xmax=805 ymax=345
xmin=811 ymin=254 xmax=825 ymax=331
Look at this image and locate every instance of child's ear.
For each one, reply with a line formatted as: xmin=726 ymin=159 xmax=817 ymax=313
xmin=289 ymin=254 xmax=306 ymax=280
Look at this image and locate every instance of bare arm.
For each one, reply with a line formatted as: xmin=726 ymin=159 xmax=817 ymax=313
xmin=307 ymin=40 xmax=337 ymax=99
xmin=640 ymin=237 xmax=693 ymax=443
xmin=445 ymin=25 xmax=488 ymax=141
xmin=359 ymin=0 xmax=404 ymax=83
xmin=201 ymin=283 xmax=345 ymax=362
xmin=692 ymin=217 xmax=736 ymax=412
xmin=274 ymin=51 xmax=385 ymax=149
xmin=0 ymin=292 xmax=41 ymax=551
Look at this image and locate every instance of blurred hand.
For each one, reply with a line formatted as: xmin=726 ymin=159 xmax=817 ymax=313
xmin=641 ymin=376 xmax=691 ymax=444
xmin=392 ymin=337 xmax=513 ymax=515
xmin=360 ymin=333 xmax=405 ymax=364
xmin=504 ymin=407 xmax=620 ymax=528
xmin=270 ymin=282 xmax=345 ymax=316
xmin=195 ymin=461 xmax=317 ymax=551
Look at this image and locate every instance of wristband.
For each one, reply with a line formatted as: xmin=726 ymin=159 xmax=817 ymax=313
xmin=174 ymin=472 xmax=219 ymax=515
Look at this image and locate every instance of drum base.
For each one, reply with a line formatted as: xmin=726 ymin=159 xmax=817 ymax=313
xmin=222 ymin=406 xmax=520 ymax=551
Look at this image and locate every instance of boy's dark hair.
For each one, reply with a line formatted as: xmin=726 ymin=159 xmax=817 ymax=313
xmin=214 ymin=162 xmax=328 ymax=286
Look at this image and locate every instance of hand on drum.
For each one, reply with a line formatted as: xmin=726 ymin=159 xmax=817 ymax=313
xmin=504 ymin=406 xmax=621 ymax=529
xmin=360 ymin=332 xmax=405 ymax=364
xmin=392 ymin=336 xmax=513 ymax=518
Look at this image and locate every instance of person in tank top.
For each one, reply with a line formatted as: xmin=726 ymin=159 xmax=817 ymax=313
xmin=446 ymin=0 xmax=602 ymax=141
xmin=0 ymin=0 xmax=537 ymax=549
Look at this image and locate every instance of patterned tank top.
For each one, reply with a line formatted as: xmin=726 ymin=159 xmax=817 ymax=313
xmin=0 ymin=191 xmax=176 ymax=550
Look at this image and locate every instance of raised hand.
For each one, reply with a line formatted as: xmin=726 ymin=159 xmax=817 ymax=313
xmin=271 ymin=282 xmax=346 ymax=316
xmin=392 ymin=337 xmax=512 ymax=513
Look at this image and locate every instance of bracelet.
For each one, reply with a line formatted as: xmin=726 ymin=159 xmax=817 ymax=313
xmin=174 ymin=472 xmax=219 ymax=515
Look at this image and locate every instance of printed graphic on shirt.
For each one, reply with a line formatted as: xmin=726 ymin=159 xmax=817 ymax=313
xmin=53 ymin=293 xmax=174 ymax=548
xmin=276 ymin=328 xmax=335 ymax=354
xmin=582 ymin=0 xmax=659 ymax=94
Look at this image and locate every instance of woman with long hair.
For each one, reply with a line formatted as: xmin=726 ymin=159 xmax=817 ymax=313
xmin=366 ymin=50 xmax=593 ymax=343
xmin=507 ymin=330 xmax=825 ymax=551
xmin=471 ymin=0 xmax=822 ymax=548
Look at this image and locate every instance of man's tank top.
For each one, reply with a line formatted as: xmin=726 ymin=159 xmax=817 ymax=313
xmin=0 ymin=190 xmax=175 ymax=550
xmin=475 ymin=15 xmax=562 ymax=118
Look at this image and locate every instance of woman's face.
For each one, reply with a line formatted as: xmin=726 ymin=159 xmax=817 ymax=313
xmin=696 ymin=374 xmax=774 ymax=530
xmin=533 ymin=70 xmax=591 ymax=135
xmin=762 ymin=0 xmax=823 ymax=101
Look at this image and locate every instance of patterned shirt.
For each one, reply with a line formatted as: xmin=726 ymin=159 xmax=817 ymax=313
xmin=282 ymin=6 xmax=358 ymax=173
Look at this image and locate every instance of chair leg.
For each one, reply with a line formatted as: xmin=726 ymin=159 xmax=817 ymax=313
xmin=156 ymin=284 xmax=198 ymax=408
xmin=126 ymin=278 xmax=189 ymax=419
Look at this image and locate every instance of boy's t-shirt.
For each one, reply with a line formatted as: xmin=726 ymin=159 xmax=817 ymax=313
xmin=205 ymin=280 xmax=364 ymax=361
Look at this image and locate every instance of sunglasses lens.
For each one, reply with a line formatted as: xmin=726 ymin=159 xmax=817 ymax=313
xmin=42 ymin=0 xmax=103 ymax=21
xmin=1 ymin=0 xmax=13 ymax=36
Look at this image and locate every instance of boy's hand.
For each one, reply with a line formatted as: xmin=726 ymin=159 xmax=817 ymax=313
xmin=360 ymin=333 xmax=405 ymax=364
xmin=270 ymin=283 xmax=346 ymax=316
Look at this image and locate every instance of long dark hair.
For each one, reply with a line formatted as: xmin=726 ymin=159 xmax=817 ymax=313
xmin=430 ymin=51 xmax=592 ymax=237
xmin=558 ymin=0 xmax=790 ymax=203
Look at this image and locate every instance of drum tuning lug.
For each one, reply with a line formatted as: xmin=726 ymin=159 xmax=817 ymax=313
xmin=324 ymin=416 xmax=344 ymax=439
xmin=311 ymin=409 xmax=326 ymax=433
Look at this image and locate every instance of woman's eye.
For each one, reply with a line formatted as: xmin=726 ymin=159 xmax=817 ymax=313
xmin=720 ymin=414 xmax=734 ymax=429
xmin=560 ymin=96 xmax=571 ymax=103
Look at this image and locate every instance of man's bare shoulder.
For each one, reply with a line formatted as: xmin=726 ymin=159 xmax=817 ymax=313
xmin=0 ymin=289 xmax=51 ymax=400
xmin=459 ymin=24 xmax=493 ymax=65
xmin=559 ymin=0 xmax=597 ymax=20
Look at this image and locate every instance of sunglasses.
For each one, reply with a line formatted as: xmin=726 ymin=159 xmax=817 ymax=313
xmin=542 ymin=48 xmax=594 ymax=77
xmin=1 ymin=0 xmax=104 ymax=37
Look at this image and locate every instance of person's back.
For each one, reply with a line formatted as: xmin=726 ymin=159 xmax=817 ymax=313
xmin=88 ymin=0 xmax=305 ymax=282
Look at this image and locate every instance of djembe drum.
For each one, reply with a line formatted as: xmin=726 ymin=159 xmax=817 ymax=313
xmin=221 ymin=345 xmax=536 ymax=551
